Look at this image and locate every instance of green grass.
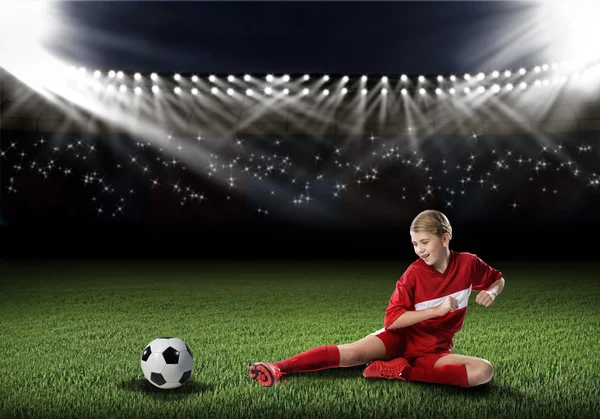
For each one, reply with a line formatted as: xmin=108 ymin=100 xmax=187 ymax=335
xmin=0 ymin=259 xmax=599 ymax=418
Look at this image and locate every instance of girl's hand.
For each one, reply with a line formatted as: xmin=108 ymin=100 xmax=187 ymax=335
xmin=476 ymin=290 xmax=496 ymax=307
xmin=436 ymin=296 xmax=459 ymax=316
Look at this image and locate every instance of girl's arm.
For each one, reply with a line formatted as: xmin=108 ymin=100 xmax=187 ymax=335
xmin=386 ymin=296 xmax=458 ymax=330
xmin=476 ymin=277 xmax=505 ymax=306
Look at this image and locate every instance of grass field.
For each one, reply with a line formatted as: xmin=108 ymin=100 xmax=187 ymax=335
xmin=0 ymin=259 xmax=599 ymax=418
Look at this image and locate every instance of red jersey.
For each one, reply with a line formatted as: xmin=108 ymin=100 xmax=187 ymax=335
xmin=383 ymin=250 xmax=502 ymax=358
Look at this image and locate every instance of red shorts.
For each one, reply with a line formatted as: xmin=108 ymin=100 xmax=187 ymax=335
xmin=370 ymin=328 xmax=452 ymax=368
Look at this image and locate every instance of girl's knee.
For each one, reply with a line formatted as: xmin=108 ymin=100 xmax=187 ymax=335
xmin=471 ymin=360 xmax=494 ymax=386
xmin=338 ymin=338 xmax=385 ymax=366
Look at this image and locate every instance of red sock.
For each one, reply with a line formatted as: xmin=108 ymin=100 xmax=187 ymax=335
xmin=275 ymin=345 xmax=340 ymax=374
xmin=403 ymin=364 xmax=470 ymax=388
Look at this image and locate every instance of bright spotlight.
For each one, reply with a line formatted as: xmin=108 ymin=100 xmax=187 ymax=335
xmin=539 ymin=1 xmax=600 ymax=64
xmin=0 ymin=2 xmax=55 ymax=53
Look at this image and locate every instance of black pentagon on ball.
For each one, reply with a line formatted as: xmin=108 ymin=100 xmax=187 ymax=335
xmin=179 ymin=370 xmax=192 ymax=384
xmin=150 ymin=372 xmax=166 ymax=386
xmin=158 ymin=336 xmax=174 ymax=339
xmin=141 ymin=346 xmax=152 ymax=361
xmin=162 ymin=346 xmax=180 ymax=364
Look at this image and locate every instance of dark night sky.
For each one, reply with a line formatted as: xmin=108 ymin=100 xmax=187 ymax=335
xmin=45 ymin=1 xmax=549 ymax=75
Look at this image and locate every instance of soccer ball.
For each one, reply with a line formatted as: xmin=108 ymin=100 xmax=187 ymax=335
xmin=140 ymin=337 xmax=194 ymax=389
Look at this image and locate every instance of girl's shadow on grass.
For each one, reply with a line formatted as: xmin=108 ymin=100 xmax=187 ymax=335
xmin=119 ymin=378 xmax=213 ymax=398
xmin=296 ymin=367 xmax=523 ymax=398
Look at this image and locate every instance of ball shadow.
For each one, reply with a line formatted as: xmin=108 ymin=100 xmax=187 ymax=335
xmin=119 ymin=378 xmax=213 ymax=398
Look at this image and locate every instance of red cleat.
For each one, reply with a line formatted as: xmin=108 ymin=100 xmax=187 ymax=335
xmin=363 ymin=357 xmax=411 ymax=380
xmin=248 ymin=362 xmax=286 ymax=387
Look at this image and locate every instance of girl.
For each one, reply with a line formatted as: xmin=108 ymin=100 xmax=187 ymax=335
xmin=249 ymin=209 xmax=505 ymax=388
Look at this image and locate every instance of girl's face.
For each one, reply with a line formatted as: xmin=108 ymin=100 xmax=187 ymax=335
xmin=410 ymin=231 xmax=449 ymax=270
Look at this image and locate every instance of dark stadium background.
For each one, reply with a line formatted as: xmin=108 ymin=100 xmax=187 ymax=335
xmin=1 ymin=1 xmax=599 ymax=261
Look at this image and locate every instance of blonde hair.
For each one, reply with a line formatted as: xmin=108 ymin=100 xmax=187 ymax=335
xmin=410 ymin=210 xmax=452 ymax=239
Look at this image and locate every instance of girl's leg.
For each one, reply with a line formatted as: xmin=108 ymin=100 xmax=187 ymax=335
xmin=365 ymin=352 xmax=494 ymax=388
xmin=249 ymin=334 xmax=387 ymax=386
xmin=428 ymin=354 xmax=494 ymax=387
xmin=276 ymin=334 xmax=386 ymax=373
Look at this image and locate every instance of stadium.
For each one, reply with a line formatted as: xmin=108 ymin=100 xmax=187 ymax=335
xmin=2 ymin=62 xmax=600 ymax=259
xmin=1 ymin=2 xmax=599 ymax=418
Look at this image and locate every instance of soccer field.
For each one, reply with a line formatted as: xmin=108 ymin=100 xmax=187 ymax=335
xmin=1 ymin=259 xmax=599 ymax=418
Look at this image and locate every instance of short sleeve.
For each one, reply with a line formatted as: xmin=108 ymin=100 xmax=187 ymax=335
xmin=471 ymin=254 xmax=502 ymax=291
xmin=384 ymin=271 xmax=414 ymax=329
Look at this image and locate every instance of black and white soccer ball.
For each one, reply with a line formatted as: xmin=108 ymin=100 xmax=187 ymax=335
xmin=141 ymin=337 xmax=194 ymax=389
